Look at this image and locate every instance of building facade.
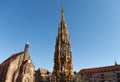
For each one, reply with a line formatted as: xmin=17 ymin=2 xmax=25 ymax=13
xmin=0 ymin=43 xmax=35 ymax=82
xmin=53 ymin=7 xmax=73 ymax=82
xmin=76 ymin=64 xmax=120 ymax=82
xmin=35 ymin=68 xmax=50 ymax=82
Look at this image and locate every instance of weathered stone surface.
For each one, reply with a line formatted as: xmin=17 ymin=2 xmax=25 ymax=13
xmin=0 ymin=43 xmax=35 ymax=82
xmin=53 ymin=7 xmax=73 ymax=82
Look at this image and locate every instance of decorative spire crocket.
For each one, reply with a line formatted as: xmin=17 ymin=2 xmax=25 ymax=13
xmin=53 ymin=6 xmax=73 ymax=82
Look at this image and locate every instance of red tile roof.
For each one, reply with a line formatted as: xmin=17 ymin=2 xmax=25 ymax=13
xmin=39 ymin=68 xmax=48 ymax=74
xmin=36 ymin=68 xmax=49 ymax=75
xmin=0 ymin=52 xmax=23 ymax=66
xmin=79 ymin=65 xmax=120 ymax=74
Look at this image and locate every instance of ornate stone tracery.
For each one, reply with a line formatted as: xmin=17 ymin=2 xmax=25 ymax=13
xmin=53 ymin=7 xmax=73 ymax=82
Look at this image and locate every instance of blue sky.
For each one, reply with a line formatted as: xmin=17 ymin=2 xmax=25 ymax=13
xmin=0 ymin=0 xmax=120 ymax=72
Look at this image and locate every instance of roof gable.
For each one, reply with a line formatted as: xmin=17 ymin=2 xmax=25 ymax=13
xmin=1 ymin=52 xmax=24 ymax=66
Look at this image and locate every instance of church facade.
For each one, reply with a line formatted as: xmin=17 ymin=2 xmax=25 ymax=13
xmin=0 ymin=43 xmax=52 ymax=82
xmin=0 ymin=43 xmax=35 ymax=82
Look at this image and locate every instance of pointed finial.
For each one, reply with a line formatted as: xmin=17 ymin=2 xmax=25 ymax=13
xmin=24 ymin=42 xmax=29 ymax=52
xmin=61 ymin=6 xmax=65 ymax=22
xmin=115 ymin=60 xmax=118 ymax=65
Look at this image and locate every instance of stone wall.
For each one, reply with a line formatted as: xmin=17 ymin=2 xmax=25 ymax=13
xmin=5 ymin=53 xmax=24 ymax=82
xmin=0 ymin=64 xmax=9 ymax=82
xmin=0 ymin=43 xmax=35 ymax=82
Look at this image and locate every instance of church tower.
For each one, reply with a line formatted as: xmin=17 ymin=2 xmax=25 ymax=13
xmin=53 ymin=7 xmax=73 ymax=82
